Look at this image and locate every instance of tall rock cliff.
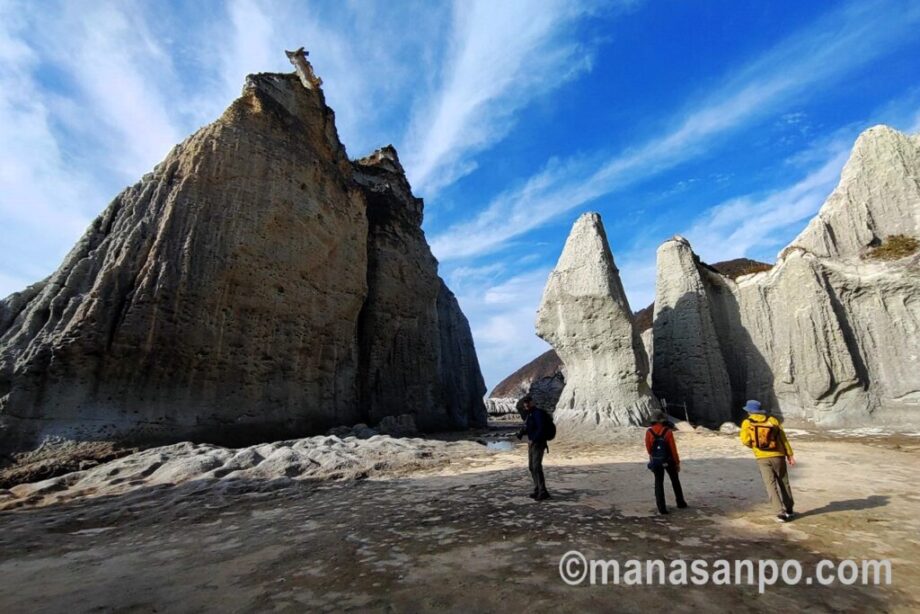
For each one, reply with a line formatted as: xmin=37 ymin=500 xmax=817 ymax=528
xmin=0 ymin=70 xmax=486 ymax=452
xmin=652 ymin=125 xmax=920 ymax=427
xmin=652 ymin=237 xmax=734 ymax=425
xmin=536 ymin=213 xmax=658 ymax=428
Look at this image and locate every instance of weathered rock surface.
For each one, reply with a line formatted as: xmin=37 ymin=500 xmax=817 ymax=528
xmin=0 ymin=71 xmax=485 ymax=453
xmin=435 ymin=281 xmax=488 ymax=429
xmin=354 ymin=146 xmax=485 ymax=431
xmin=486 ymin=349 xmax=565 ymax=416
xmin=791 ymin=126 xmax=920 ymax=258
xmin=652 ymin=125 xmax=920 ymax=426
xmin=0 ymin=434 xmax=487 ymax=510
xmin=536 ymin=213 xmax=658 ymax=427
xmin=652 ymin=237 xmax=737 ymax=426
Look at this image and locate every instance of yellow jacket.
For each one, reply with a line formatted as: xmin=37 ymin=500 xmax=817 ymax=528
xmin=740 ymin=414 xmax=793 ymax=459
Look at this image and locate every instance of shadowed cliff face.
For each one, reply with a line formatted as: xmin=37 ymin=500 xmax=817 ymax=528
xmin=0 ymin=73 xmax=486 ymax=453
xmin=353 ymin=146 xmax=486 ymax=431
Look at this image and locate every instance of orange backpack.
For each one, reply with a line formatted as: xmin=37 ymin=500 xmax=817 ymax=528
xmin=751 ymin=417 xmax=780 ymax=451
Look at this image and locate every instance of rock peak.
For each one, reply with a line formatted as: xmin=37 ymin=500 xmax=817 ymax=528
xmin=788 ymin=124 xmax=920 ymax=258
xmin=536 ymin=213 xmax=658 ymax=430
xmin=356 ymin=144 xmax=405 ymax=176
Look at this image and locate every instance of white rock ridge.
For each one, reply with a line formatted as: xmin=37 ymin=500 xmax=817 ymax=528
xmin=790 ymin=125 xmax=920 ymax=258
xmin=652 ymin=236 xmax=734 ymax=426
xmin=652 ymin=125 xmax=920 ymax=426
xmin=536 ymin=213 xmax=659 ymax=428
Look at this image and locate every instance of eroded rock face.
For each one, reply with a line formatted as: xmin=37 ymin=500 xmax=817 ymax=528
xmin=436 ymin=281 xmax=489 ymax=429
xmin=0 ymin=72 xmax=486 ymax=452
xmin=652 ymin=125 xmax=920 ymax=427
xmin=791 ymin=126 xmax=920 ymax=258
xmin=652 ymin=237 xmax=735 ymax=426
xmin=354 ymin=146 xmax=445 ymax=430
xmin=536 ymin=213 xmax=658 ymax=427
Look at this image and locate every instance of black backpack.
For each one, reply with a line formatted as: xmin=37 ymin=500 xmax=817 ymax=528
xmin=542 ymin=409 xmax=557 ymax=441
xmin=649 ymin=428 xmax=671 ymax=467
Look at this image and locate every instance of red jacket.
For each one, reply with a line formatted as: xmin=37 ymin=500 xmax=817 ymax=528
xmin=645 ymin=423 xmax=680 ymax=466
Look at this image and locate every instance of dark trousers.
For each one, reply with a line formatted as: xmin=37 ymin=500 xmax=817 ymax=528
xmin=528 ymin=441 xmax=548 ymax=495
xmin=653 ymin=463 xmax=686 ymax=512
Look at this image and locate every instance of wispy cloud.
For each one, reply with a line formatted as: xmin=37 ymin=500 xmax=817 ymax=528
xmin=403 ymin=0 xmax=607 ymax=196
xmin=430 ymin=0 xmax=920 ymax=262
xmin=684 ymin=149 xmax=851 ymax=264
xmin=0 ymin=6 xmax=105 ymax=292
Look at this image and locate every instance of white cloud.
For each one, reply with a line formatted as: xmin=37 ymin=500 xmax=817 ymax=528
xmin=403 ymin=0 xmax=605 ymax=196
xmin=683 ymin=149 xmax=851 ymax=263
xmin=430 ymin=0 xmax=920 ymax=262
xmin=0 ymin=8 xmax=104 ymax=297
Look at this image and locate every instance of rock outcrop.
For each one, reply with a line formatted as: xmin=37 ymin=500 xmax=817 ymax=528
xmin=652 ymin=125 xmax=920 ymax=427
xmin=2 ymin=434 xmax=487 ymax=509
xmin=790 ymin=126 xmax=920 ymax=258
xmin=486 ymin=349 xmax=565 ymax=416
xmin=652 ymin=237 xmax=735 ymax=426
xmin=435 ymin=282 xmax=489 ymax=429
xmin=0 ymin=69 xmax=486 ymax=453
xmin=536 ymin=213 xmax=658 ymax=427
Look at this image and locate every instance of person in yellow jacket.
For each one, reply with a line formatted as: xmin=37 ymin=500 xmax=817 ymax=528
xmin=739 ymin=400 xmax=796 ymax=522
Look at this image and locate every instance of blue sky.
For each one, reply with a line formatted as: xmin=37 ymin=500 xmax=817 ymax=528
xmin=1 ymin=0 xmax=919 ymax=392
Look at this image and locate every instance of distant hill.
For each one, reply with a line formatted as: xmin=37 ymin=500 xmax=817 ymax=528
xmin=489 ymin=349 xmax=561 ymax=398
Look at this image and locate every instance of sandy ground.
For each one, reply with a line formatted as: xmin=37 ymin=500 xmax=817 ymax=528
xmin=1 ymin=427 xmax=918 ymax=613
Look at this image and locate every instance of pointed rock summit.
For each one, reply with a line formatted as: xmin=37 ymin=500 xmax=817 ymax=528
xmin=652 ymin=125 xmax=920 ymax=427
xmin=652 ymin=236 xmax=733 ymax=425
xmin=0 ymin=63 xmax=485 ymax=453
xmin=536 ymin=212 xmax=658 ymax=428
xmin=791 ymin=125 xmax=920 ymax=258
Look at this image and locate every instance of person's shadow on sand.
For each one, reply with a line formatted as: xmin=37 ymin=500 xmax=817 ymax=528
xmin=797 ymin=495 xmax=890 ymax=519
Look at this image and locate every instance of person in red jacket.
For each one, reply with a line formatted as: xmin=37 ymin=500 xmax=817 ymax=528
xmin=645 ymin=411 xmax=688 ymax=514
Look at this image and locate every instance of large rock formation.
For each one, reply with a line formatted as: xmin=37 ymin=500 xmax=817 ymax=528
xmin=435 ymin=281 xmax=489 ymax=429
xmin=0 ymin=69 xmax=486 ymax=453
xmin=536 ymin=213 xmax=658 ymax=427
xmin=652 ymin=237 xmax=734 ymax=426
xmin=790 ymin=126 xmax=920 ymax=258
xmin=486 ymin=349 xmax=565 ymax=416
xmin=652 ymin=125 xmax=920 ymax=427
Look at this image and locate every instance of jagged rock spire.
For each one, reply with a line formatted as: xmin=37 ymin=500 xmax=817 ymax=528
xmin=536 ymin=212 xmax=658 ymax=429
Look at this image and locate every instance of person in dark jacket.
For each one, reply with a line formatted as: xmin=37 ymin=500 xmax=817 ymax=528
xmin=516 ymin=396 xmax=550 ymax=500
xmin=645 ymin=411 xmax=687 ymax=514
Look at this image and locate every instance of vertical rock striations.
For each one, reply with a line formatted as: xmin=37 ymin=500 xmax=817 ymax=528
xmin=353 ymin=146 xmax=486 ymax=431
xmin=436 ymin=281 xmax=488 ymax=429
xmin=652 ymin=125 xmax=919 ymax=427
xmin=353 ymin=146 xmax=444 ymax=430
xmin=652 ymin=237 xmax=733 ymax=425
xmin=0 ymin=70 xmax=486 ymax=453
xmin=536 ymin=213 xmax=658 ymax=428
xmin=790 ymin=126 xmax=920 ymax=258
